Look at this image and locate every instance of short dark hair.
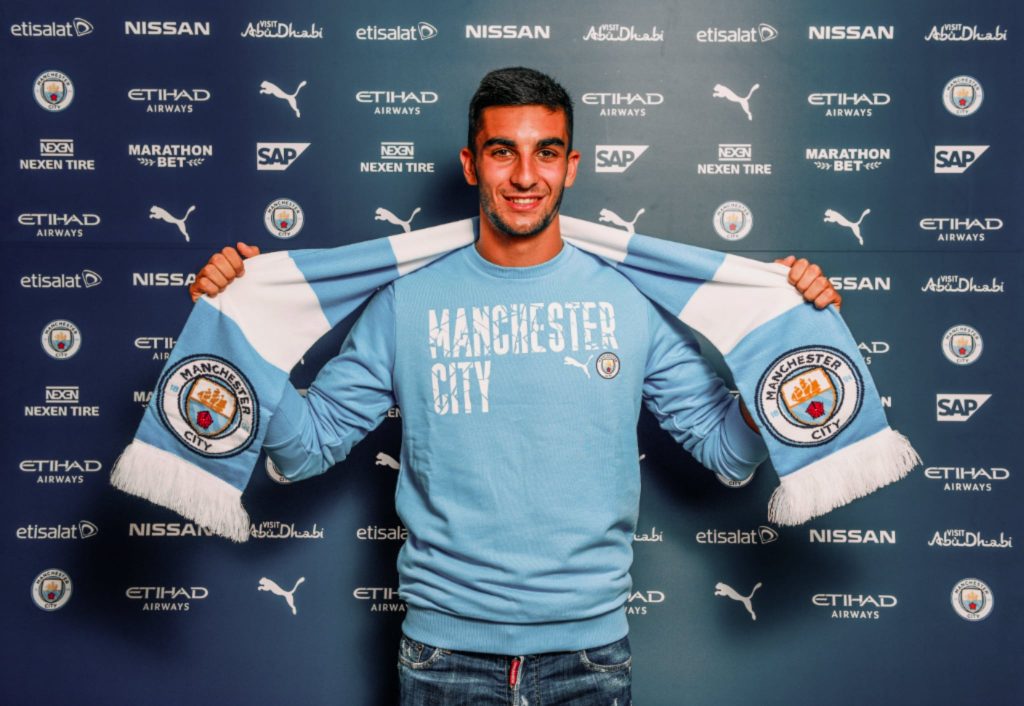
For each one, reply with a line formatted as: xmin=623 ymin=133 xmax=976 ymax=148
xmin=467 ymin=67 xmax=574 ymax=152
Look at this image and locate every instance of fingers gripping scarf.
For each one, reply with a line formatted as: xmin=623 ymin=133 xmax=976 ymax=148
xmin=111 ymin=217 xmax=920 ymax=541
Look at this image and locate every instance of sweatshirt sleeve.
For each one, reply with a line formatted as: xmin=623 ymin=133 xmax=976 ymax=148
xmin=262 ymin=285 xmax=396 ymax=481
xmin=642 ymin=300 xmax=768 ymax=481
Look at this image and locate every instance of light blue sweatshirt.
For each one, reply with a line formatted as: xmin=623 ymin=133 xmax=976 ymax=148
xmin=264 ymin=242 xmax=767 ymax=654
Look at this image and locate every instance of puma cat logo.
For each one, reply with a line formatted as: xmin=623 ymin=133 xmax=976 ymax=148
xmin=563 ymin=355 xmax=594 ymax=378
xmin=715 ymin=581 xmax=762 ymax=621
xmin=149 ymin=205 xmax=195 ymax=242
xmin=713 ymin=83 xmax=760 ymax=121
xmin=258 ymin=576 xmax=305 ymax=615
xmin=824 ymin=208 xmax=870 ymax=246
xmin=260 ymin=80 xmax=307 ymax=118
xmin=375 ymin=207 xmax=422 ymax=233
xmin=598 ymin=207 xmax=646 ymax=235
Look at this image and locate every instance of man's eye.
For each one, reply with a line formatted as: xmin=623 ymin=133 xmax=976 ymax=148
xmin=491 ymin=148 xmax=512 ymax=157
xmin=539 ymin=149 xmax=558 ymax=158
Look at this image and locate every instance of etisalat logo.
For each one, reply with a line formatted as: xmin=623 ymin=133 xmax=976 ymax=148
xmin=20 ymin=138 xmax=95 ymax=171
xmin=355 ymin=21 xmax=436 ymax=41
xmin=34 ymin=70 xmax=74 ymax=111
xmin=942 ymin=325 xmax=983 ymax=365
xmin=16 ymin=520 xmax=98 ymax=540
xmin=128 ymin=87 xmax=210 ymax=114
xmin=22 ymin=270 xmax=101 ymax=289
xmin=929 ymin=529 xmax=1012 ymax=550
xmin=242 ymin=20 xmax=323 ymax=39
xmin=920 ymin=216 xmax=1002 ymax=244
xmin=581 ymin=91 xmax=663 ymax=118
xmin=697 ymin=23 xmax=777 ymax=43
xmin=697 ymin=526 xmax=778 ymax=545
xmin=697 ymin=143 xmax=773 ymax=176
xmin=10 ymin=18 xmax=93 ymax=38
xmin=129 ymin=143 xmax=212 ymax=168
xmin=924 ymin=465 xmax=1008 ymax=493
xmin=806 ymin=147 xmax=890 ymax=172
xmin=813 ymin=593 xmax=897 ymax=619
xmin=357 ymin=524 xmax=408 ymax=541
xmin=261 ymin=80 xmax=306 ymax=118
xmin=807 ymin=91 xmax=891 ymax=118
xmin=125 ymin=585 xmax=208 ymax=611
xmin=356 ymin=89 xmax=438 ymax=116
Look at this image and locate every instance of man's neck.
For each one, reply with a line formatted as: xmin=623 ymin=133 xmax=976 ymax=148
xmin=475 ymin=213 xmax=564 ymax=267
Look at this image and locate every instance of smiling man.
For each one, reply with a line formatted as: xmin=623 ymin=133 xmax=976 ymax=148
xmin=191 ymin=68 xmax=839 ymax=705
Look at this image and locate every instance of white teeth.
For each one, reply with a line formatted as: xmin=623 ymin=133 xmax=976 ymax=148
xmin=510 ymin=198 xmax=538 ymax=204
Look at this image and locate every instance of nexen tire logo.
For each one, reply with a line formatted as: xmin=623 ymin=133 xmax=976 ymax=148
xmin=257 ymin=142 xmax=310 ymax=170
xmin=935 ymin=146 xmax=988 ymax=173
xmin=595 ymin=145 xmax=649 ymax=173
xmin=936 ymin=394 xmax=991 ymax=421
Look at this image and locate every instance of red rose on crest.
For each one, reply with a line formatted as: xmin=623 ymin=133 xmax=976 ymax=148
xmin=807 ymin=401 xmax=825 ymax=419
xmin=196 ymin=411 xmax=213 ymax=429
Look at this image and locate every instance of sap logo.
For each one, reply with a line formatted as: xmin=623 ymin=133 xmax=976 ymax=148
xmin=935 ymin=146 xmax=988 ymax=174
xmin=936 ymin=394 xmax=991 ymax=422
xmin=808 ymin=26 xmax=894 ymax=40
xmin=256 ymin=142 xmax=310 ymax=171
xmin=124 ymin=21 xmax=210 ymax=36
xmin=132 ymin=272 xmax=196 ymax=287
xmin=828 ymin=276 xmax=891 ymax=291
xmin=595 ymin=145 xmax=649 ymax=173
xmin=465 ymin=25 xmax=550 ymax=40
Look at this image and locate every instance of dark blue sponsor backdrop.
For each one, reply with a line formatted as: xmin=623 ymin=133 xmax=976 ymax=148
xmin=2 ymin=1 xmax=1021 ymax=704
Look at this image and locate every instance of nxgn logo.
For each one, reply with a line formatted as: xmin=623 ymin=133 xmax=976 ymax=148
xmin=936 ymin=394 xmax=991 ymax=422
xmin=381 ymin=142 xmax=414 ymax=160
xmin=935 ymin=146 xmax=989 ymax=174
xmin=595 ymin=145 xmax=649 ymax=173
xmin=256 ymin=142 xmax=310 ymax=170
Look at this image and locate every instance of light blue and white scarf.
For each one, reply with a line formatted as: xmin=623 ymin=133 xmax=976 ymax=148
xmin=112 ymin=217 xmax=919 ymax=541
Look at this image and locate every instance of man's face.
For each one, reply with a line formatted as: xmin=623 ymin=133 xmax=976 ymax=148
xmin=460 ymin=105 xmax=580 ymax=238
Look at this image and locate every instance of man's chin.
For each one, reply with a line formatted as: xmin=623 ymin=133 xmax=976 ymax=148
xmin=484 ymin=210 xmax=557 ymax=239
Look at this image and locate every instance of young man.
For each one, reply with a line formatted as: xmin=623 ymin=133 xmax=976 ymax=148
xmin=191 ymin=68 xmax=839 ymax=705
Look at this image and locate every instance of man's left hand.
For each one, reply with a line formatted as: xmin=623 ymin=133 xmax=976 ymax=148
xmin=776 ymin=255 xmax=842 ymax=310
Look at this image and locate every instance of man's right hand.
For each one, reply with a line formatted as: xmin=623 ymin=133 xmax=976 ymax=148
xmin=189 ymin=243 xmax=261 ymax=302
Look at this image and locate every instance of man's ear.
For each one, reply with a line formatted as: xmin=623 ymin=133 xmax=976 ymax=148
xmin=564 ymin=149 xmax=581 ymax=188
xmin=459 ymin=147 xmax=477 ymax=186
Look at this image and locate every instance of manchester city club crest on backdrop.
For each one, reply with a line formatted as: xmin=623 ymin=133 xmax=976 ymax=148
xmin=41 ymin=319 xmax=82 ymax=359
xmin=32 ymin=569 xmax=72 ymax=610
xmin=943 ymin=75 xmax=983 ymax=117
xmin=713 ymin=201 xmax=752 ymax=240
xmin=264 ymin=198 xmax=304 ymax=239
xmin=951 ymin=578 xmax=993 ymax=621
xmin=756 ymin=346 xmax=863 ymax=446
xmin=157 ymin=354 xmax=259 ymax=458
xmin=34 ymin=70 xmax=75 ymax=111
xmin=942 ymin=324 xmax=983 ymax=365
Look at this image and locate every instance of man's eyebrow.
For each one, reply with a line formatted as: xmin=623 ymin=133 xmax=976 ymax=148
xmin=481 ymin=137 xmax=516 ymax=150
xmin=537 ymin=137 xmax=566 ymax=149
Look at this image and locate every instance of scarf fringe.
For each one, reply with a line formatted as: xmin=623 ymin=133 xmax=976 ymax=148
xmin=767 ymin=428 xmax=920 ymax=526
xmin=110 ymin=441 xmax=251 ymax=542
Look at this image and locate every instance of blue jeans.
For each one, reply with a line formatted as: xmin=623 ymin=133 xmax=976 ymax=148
xmin=398 ymin=634 xmax=632 ymax=705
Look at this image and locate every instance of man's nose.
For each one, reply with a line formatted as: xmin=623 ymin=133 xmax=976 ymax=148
xmin=510 ymin=157 xmax=537 ymax=189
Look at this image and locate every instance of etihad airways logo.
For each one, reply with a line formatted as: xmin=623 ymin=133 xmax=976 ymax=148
xmin=356 ymin=90 xmax=438 ymax=116
xmin=126 ymin=586 xmax=208 ymax=611
xmin=813 ymin=593 xmax=897 ymax=619
xmin=128 ymin=87 xmax=210 ymax=114
xmin=581 ymin=92 xmax=663 ymax=118
xmin=697 ymin=24 xmax=777 ymax=43
xmin=465 ymin=25 xmax=550 ymax=40
xmin=19 ymin=212 xmax=100 ymax=238
xmin=11 ymin=18 xmax=93 ymax=38
xmin=925 ymin=465 xmax=1009 ymax=493
xmin=807 ymin=92 xmax=890 ymax=118
xmin=21 ymin=458 xmax=102 ymax=484
xmin=920 ymin=216 xmax=1002 ymax=244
